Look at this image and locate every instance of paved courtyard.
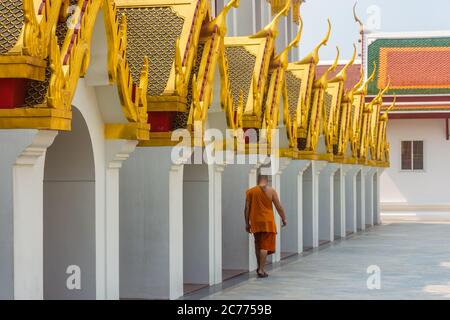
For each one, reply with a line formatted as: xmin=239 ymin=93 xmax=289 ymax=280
xmin=201 ymin=221 xmax=450 ymax=300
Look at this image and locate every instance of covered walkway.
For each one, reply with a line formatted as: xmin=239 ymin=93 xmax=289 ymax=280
xmin=190 ymin=220 xmax=450 ymax=300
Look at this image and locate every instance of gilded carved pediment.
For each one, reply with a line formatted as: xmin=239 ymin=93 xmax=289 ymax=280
xmin=0 ymin=0 xmax=150 ymax=142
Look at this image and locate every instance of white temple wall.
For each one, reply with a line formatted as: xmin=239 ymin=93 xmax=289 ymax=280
xmin=381 ymin=119 xmax=450 ymax=211
xmin=0 ymin=130 xmax=54 ymax=299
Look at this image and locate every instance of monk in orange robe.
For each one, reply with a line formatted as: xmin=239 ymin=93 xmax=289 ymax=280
xmin=245 ymin=174 xmax=287 ymax=278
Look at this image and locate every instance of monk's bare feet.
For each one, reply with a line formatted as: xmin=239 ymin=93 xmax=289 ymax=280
xmin=257 ymin=270 xmax=268 ymax=278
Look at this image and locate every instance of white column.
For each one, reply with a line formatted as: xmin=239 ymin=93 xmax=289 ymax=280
xmin=359 ymin=168 xmax=366 ymax=230
xmin=248 ymin=166 xmax=258 ymax=272
xmin=363 ymin=167 xmax=376 ymax=227
xmin=13 ymin=130 xmax=58 ymax=300
xmin=209 ymin=164 xmax=225 ymax=285
xmin=344 ymin=165 xmax=361 ymax=234
xmin=105 ymin=140 xmax=138 ymax=300
xmin=374 ymin=168 xmax=384 ymax=225
xmin=169 ymin=163 xmax=184 ymax=299
xmin=312 ymin=161 xmax=327 ymax=248
xmin=318 ymin=162 xmax=339 ymax=243
xmin=302 ymin=163 xmax=313 ymax=250
xmin=271 ymin=157 xmax=290 ymax=263
xmin=336 ymin=165 xmax=349 ymax=239
xmin=1 ymin=130 xmax=40 ymax=299
xmin=297 ymin=162 xmax=310 ymax=252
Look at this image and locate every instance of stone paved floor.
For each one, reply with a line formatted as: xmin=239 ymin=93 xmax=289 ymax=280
xmin=203 ymin=221 xmax=450 ymax=300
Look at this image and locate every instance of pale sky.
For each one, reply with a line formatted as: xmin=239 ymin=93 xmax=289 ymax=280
xmin=299 ymin=0 xmax=450 ymax=61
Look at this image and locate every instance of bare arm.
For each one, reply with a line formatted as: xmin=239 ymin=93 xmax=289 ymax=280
xmin=244 ymin=197 xmax=251 ymax=232
xmin=272 ymin=189 xmax=287 ymax=226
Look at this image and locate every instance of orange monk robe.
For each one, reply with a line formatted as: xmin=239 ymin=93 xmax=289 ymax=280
xmin=246 ymin=186 xmax=277 ymax=254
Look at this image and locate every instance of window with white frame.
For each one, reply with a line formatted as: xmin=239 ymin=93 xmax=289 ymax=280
xmin=401 ymin=140 xmax=424 ymax=171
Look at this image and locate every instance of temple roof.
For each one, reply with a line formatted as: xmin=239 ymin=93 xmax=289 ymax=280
xmin=366 ymin=35 xmax=450 ymax=113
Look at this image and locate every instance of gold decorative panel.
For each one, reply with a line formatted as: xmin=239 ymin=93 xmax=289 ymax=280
xmin=118 ymin=7 xmax=184 ymax=96
xmin=224 ymin=46 xmax=257 ymax=111
xmin=324 ymin=92 xmax=332 ymax=118
xmin=285 ymin=70 xmax=301 ymax=118
xmin=25 ymin=64 xmax=51 ymax=106
xmin=0 ymin=0 xmax=23 ymax=54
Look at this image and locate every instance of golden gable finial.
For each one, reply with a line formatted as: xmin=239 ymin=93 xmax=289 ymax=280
xmin=315 ymin=46 xmax=339 ymax=88
xmin=353 ymin=2 xmax=364 ymax=34
xmin=381 ymin=78 xmax=391 ymax=95
xmin=366 ymin=62 xmax=377 ymax=84
xmin=353 ymin=68 xmax=365 ymax=91
xmin=206 ymin=0 xmax=240 ymax=34
xmin=330 ymin=44 xmax=357 ymax=82
xmin=366 ymin=77 xmax=389 ymax=111
xmin=252 ymin=0 xmax=291 ymax=38
xmin=139 ymin=56 xmax=149 ymax=106
xmin=274 ymin=15 xmax=303 ymax=65
xmin=380 ymin=95 xmax=396 ymax=121
xmin=297 ymin=19 xmax=331 ymax=65
xmin=287 ymin=15 xmax=303 ymax=49
xmin=355 ymin=62 xmax=376 ymax=95
xmin=188 ymin=74 xmax=202 ymax=127
xmin=386 ymin=96 xmax=396 ymax=113
xmin=374 ymin=77 xmax=391 ymax=104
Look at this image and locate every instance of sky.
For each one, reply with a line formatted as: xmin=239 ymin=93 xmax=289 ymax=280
xmin=299 ymin=0 xmax=450 ymax=61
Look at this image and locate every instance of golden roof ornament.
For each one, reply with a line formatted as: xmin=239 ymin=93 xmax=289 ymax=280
xmin=253 ymin=0 xmax=291 ymax=38
xmin=273 ymin=15 xmax=303 ymax=67
xmin=267 ymin=0 xmax=303 ymax=24
xmin=353 ymin=3 xmax=364 ymax=35
xmin=315 ymin=46 xmax=339 ymax=89
xmin=353 ymin=68 xmax=365 ymax=92
xmin=374 ymin=78 xmax=391 ymax=105
xmin=355 ymin=62 xmax=377 ymax=95
xmin=329 ymin=44 xmax=357 ymax=83
xmin=381 ymin=96 xmax=396 ymax=121
xmin=366 ymin=78 xmax=390 ymax=113
xmin=204 ymin=0 xmax=240 ymax=35
xmin=297 ymin=19 xmax=331 ymax=65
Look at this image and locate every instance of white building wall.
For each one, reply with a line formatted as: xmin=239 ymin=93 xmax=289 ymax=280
xmin=0 ymin=130 xmax=39 ymax=299
xmin=381 ymin=119 xmax=450 ymax=210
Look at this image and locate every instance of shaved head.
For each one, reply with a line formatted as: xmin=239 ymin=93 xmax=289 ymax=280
xmin=257 ymin=174 xmax=269 ymax=184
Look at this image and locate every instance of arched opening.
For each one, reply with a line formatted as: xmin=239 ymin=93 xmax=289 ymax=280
xmin=356 ymin=171 xmax=362 ymax=231
xmin=302 ymin=164 xmax=314 ymax=251
xmin=43 ymin=108 xmax=96 ymax=299
xmin=183 ymin=161 xmax=211 ymax=294
xmin=333 ymin=169 xmax=342 ymax=239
